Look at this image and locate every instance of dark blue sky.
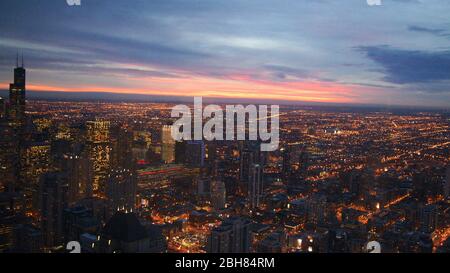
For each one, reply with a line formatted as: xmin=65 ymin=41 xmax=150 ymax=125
xmin=0 ymin=0 xmax=449 ymax=107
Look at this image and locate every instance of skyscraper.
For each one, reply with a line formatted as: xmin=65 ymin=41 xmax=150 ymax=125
xmin=419 ymin=204 xmax=438 ymax=234
xmin=207 ymin=217 xmax=252 ymax=253
xmin=8 ymin=54 xmax=26 ymax=129
xmin=22 ymin=143 xmax=51 ymax=185
xmin=0 ymin=97 xmax=5 ymax=120
xmin=239 ymin=150 xmax=253 ymax=184
xmin=39 ymin=172 xmax=69 ymax=247
xmin=239 ymin=142 xmax=261 ymax=195
xmin=63 ymin=205 xmax=99 ymax=244
xmin=64 ymin=150 xmax=92 ymax=204
xmin=0 ymin=59 xmax=26 ymax=194
xmin=106 ymin=168 xmax=137 ymax=216
xmin=445 ymin=166 xmax=450 ymax=199
xmin=248 ymin=163 xmax=263 ymax=210
xmin=210 ymin=179 xmax=226 ymax=210
xmin=196 ymin=175 xmax=210 ymax=202
xmin=110 ymin=125 xmax=134 ymax=170
xmin=298 ymin=146 xmax=309 ymax=176
xmin=174 ymin=140 xmax=187 ymax=164
xmin=0 ymin=123 xmax=18 ymax=192
xmin=86 ymin=120 xmax=110 ymax=196
xmin=161 ymin=125 xmax=175 ymax=163
xmin=281 ymin=146 xmax=292 ymax=179
xmin=0 ymin=192 xmax=28 ymax=252
xmin=185 ymin=140 xmax=205 ymax=167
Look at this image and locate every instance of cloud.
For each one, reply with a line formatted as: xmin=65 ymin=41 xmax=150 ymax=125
xmin=262 ymin=65 xmax=312 ymax=80
xmin=408 ymin=25 xmax=450 ymax=39
xmin=358 ymin=46 xmax=450 ymax=87
xmin=408 ymin=25 xmax=446 ymax=35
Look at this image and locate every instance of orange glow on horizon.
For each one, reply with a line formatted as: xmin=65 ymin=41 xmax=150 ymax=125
xmin=1 ymin=72 xmax=369 ymax=104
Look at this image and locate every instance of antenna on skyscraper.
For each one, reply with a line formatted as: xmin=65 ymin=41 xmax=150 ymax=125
xmin=16 ymin=50 xmax=19 ymax=67
xmin=21 ymin=53 xmax=24 ymax=68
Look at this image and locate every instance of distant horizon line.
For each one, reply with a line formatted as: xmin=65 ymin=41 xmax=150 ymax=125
xmin=0 ymin=89 xmax=448 ymax=112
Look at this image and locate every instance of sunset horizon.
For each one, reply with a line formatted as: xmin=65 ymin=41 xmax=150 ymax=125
xmin=1 ymin=1 xmax=450 ymax=108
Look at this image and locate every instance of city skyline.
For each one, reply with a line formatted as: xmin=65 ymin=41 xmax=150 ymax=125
xmin=0 ymin=0 xmax=450 ymax=256
xmin=1 ymin=0 xmax=450 ymax=107
xmin=1 ymin=59 xmax=449 ymax=254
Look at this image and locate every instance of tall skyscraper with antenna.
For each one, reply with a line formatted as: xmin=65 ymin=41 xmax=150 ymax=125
xmin=9 ymin=53 xmax=26 ymax=129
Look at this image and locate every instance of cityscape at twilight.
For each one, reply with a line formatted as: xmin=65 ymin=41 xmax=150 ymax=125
xmin=0 ymin=0 xmax=449 ymax=254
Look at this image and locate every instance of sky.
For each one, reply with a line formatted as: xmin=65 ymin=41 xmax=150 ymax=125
xmin=0 ymin=0 xmax=450 ymax=107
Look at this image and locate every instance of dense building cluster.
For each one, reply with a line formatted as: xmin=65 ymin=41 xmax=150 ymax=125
xmin=0 ymin=63 xmax=449 ymax=253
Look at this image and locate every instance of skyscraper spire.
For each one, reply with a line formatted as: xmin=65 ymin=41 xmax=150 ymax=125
xmin=21 ymin=54 xmax=24 ymax=68
xmin=16 ymin=50 xmax=19 ymax=68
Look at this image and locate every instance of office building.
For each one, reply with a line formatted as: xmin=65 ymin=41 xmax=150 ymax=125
xmin=161 ymin=125 xmax=175 ymax=163
xmin=248 ymin=163 xmax=263 ymax=209
xmin=106 ymin=169 xmax=137 ymax=216
xmin=86 ymin=120 xmax=110 ymax=196
xmin=207 ymin=217 xmax=252 ymax=253
xmin=210 ymin=179 xmax=226 ymax=210
xmin=39 ymin=172 xmax=69 ymax=247
xmin=8 ymin=55 xmax=26 ymax=130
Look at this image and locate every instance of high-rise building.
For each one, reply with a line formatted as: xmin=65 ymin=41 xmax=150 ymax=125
xmin=419 ymin=204 xmax=438 ymax=233
xmin=207 ymin=225 xmax=231 ymax=253
xmin=86 ymin=120 xmax=110 ymax=143
xmin=206 ymin=142 xmax=217 ymax=167
xmin=445 ymin=166 xmax=450 ymax=199
xmin=238 ymin=151 xmax=254 ymax=196
xmin=298 ymin=146 xmax=309 ymax=176
xmin=239 ymin=150 xmax=254 ymax=183
xmin=50 ymin=141 xmax=93 ymax=203
xmin=281 ymin=146 xmax=292 ymax=179
xmin=197 ymin=176 xmax=210 ymax=198
xmin=86 ymin=120 xmax=110 ymax=196
xmin=110 ymin=125 xmax=134 ymax=170
xmin=50 ymin=139 xmax=72 ymax=169
xmin=38 ymin=172 xmax=69 ymax=247
xmin=174 ymin=141 xmax=187 ymax=164
xmin=0 ymin=192 xmax=28 ymax=252
xmin=0 ymin=123 xmax=18 ymax=192
xmin=21 ymin=142 xmax=51 ymax=209
xmin=0 ymin=97 xmax=5 ymax=120
xmin=239 ymin=143 xmax=261 ymax=195
xmin=248 ymin=163 xmax=263 ymax=209
xmin=0 ymin=59 xmax=26 ymax=194
xmin=185 ymin=140 xmax=205 ymax=167
xmin=63 ymin=206 xmax=100 ymax=244
xmin=64 ymin=150 xmax=93 ymax=204
xmin=257 ymin=232 xmax=286 ymax=253
xmin=161 ymin=125 xmax=175 ymax=163
xmin=21 ymin=142 xmax=51 ymax=186
xmin=210 ymin=179 xmax=226 ymax=210
xmin=106 ymin=169 xmax=137 ymax=216
xmin=207 ymin=217 xmax=252 ymax=253
xmin=8 ymin=55 xmax=26 ymax=130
